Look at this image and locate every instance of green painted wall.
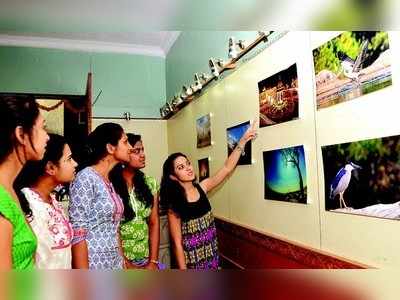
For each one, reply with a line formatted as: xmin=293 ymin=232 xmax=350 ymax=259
xmin=0 ymin=32 xmax=271 ymax=118
xmin=166 ymin=31 xmax=258 ymax=100
xmin=0 ymin=46 xmax=165 ymax=118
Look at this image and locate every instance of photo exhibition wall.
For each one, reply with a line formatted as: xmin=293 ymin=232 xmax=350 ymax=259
xmin=166 ymin=31 xmax=400 ymax=268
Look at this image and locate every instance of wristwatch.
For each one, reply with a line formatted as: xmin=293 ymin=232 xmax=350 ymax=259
xmin=236 ymin=145 xmax=245 ymax=156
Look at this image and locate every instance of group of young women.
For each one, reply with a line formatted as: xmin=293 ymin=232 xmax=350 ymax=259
xmin=0 ymin=96 xmax=257 ymax=270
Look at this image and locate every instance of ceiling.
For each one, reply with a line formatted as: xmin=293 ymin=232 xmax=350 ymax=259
xmin=0 ymin=31 xmax=180 ymax=57
xmin=0 ymin=0 xmax=354 ymax=56
xmin=0 ymin=0 xmax=326 ymax=31
xmin=0 ymin=0 xmax=262 ymax=58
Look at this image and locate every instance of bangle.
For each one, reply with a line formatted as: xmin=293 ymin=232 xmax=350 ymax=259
xmin=149 ymin=259 xmax=159 ymax=264
xmin=236 ymin=145 xmax=245 ymax=156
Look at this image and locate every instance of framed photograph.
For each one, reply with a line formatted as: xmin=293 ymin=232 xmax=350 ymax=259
xmin=258 ymin=64 xmax=299 ymax=127
xmin=196 ymin=114 xmax=212 ymax=148
xmin=313 ymin=31 xmax=392 ymax=109
xmin=263 ymin=145 xmax=307 ymax=204
xmin=226 ymin=121 xmax=252 ymax=165
xmin=198 ymin=157 xmax=210 ymax=182
xmin=322 ymin=134 xmax=400 ymax=220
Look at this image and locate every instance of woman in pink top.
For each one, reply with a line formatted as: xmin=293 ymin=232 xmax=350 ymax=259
xmin=14 ymin=134 xmax=78 ymax=269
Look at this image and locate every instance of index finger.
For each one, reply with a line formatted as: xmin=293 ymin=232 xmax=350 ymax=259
xmin=250 ymin=118 xmax=258 ymax=130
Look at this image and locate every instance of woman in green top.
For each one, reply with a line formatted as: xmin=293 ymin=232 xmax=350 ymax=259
xmin=110 ymin=133 xmax=162 ymax=269
xmin=0 ymin=96 xmax=49 ymax=270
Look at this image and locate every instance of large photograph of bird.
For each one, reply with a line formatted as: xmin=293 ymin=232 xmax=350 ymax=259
xmin=263 ymin=145 xmax=307 ymax=204
xmin=313 ymin=31 xmax=392 ymax=110
xmin=322 ymin=135 xmax=400 ymax=220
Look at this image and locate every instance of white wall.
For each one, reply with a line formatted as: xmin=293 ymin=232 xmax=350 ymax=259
xmin=313 ymin=31 xmax=400 ymax=267
xmin=167 ymin=31 xmax=400 ymax=268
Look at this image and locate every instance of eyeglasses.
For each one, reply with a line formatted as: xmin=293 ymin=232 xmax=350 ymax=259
xmin=129 ymin=148 xmax=144 ymax=155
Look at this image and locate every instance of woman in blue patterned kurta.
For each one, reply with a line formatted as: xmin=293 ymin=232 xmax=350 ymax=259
xmin=69 ymin=123 xmax=131 ymax=270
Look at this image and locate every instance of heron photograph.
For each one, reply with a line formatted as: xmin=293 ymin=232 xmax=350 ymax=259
xmin=322 ymin=134 xmax=400 ymax=220
xmin=258 ymin=64 xmax=299 ymax=127
xmin=313 ymin=31 xmax=392 ymax=110
xmin=263 ymin=145 xmax=307 ymax=204
xmin=196 ymin=113 xmax=211 ymax=148
xmin=198 ymin=157 xmax=210 ymax=182
xmin=227 ymin=121 xmax=252 ymax=165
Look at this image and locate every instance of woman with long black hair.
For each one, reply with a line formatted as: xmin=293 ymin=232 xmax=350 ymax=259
xmin=14 ymin=134 xmax=78 ymax=269
xmin=110 ymin=133 xmax=162 ymax=269
xmin=160 ymin=122 xmax=257 ymax=269
xmin=0 ymin=96 xmax=49 ymax=270
xmin=68 ymin=123 xmax=131 ymax=270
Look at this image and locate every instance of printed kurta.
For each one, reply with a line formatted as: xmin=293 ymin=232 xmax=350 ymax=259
xmin=120 ymin=175 xmax=158 ymax=261
xmin=22 ymin=187 xmax=73 ymax=269
xmin=69 ymin=167 xmax=124 ymax=270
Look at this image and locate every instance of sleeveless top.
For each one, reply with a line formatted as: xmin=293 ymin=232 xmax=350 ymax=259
xmin=179 ymin=184 xmax=212 ymax=222
xmin=0 ymin=186 xmax=37 ymax=269
xmin=179 ymin=184 xmax=219 ymax=269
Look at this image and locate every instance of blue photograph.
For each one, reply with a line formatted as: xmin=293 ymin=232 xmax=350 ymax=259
xmin=227 ymin=121 xmax=251 ymax=165
xmin=263 ymin=145 xmax=307 ymax=204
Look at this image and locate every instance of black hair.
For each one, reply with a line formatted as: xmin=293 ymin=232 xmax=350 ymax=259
xmin=159 ymin=152 xmax=190 ymax=217
xmin=109 ymin=133 xmax=153 ymax=222
xmin=0 ymin=95 xmax=40 ymax=164
xmin=80 ymin=122 xmax=124 ymax=169
xmin=14 ymin=134 xmax=67 ymax=217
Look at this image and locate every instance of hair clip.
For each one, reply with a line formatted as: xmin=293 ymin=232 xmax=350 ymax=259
xmin=84 ymin=144 xmax=93 ymax=155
